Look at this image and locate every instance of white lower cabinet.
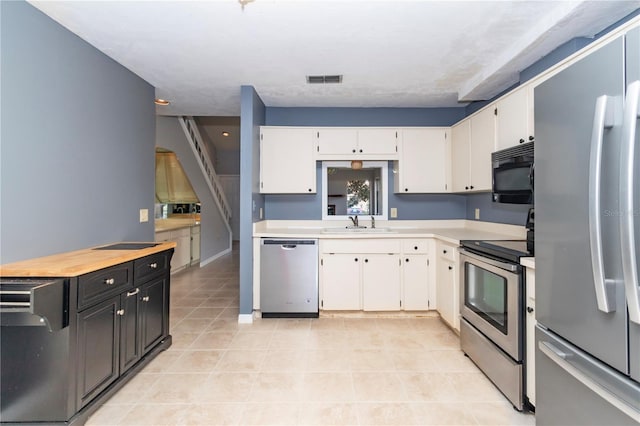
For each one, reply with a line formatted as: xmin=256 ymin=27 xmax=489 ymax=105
xmin=436 ymin=241 xmax=459 ymax=331
xmin=321 ymin=254 xmax=362 ymax=310
xmin=362 ymin=254 xmax=401 ymax=311
xmin=155 ymin=227 xmax=193 ymax=273
xmin=190 ymin=225 xmax=201 ymax=266
xmin=320 ymin=238 xmax=436 ymax=312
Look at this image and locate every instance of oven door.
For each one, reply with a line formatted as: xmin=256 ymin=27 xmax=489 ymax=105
xmin=459 ymin=249 xmax=522 ymax=361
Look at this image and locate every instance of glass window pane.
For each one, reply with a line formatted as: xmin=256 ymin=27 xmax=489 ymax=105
xmin=465 ymin=263 xmax=508 ymax=334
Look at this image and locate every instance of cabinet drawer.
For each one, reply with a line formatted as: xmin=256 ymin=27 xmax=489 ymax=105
xmin=134 ymin=251 xmax=170 ymax=283
xmin=438 ymin=244 xmax=458 ymax=262
xmin=322 ymin=239 xmax=400 ymax=254
xmin=402 ymin=239 xmax=430 ymax=254
xmin=78 ymin=263 xmax=133 ymax=310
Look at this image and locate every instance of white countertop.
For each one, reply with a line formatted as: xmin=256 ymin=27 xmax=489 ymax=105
xmin=253 ymin=219 xmax=526 ymax=245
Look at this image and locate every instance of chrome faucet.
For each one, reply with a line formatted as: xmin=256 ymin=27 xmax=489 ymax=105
xmin=349 ymin=216 xmax=359 ymax=227
xmin=371 ymin=216 xmax=375 ymax=229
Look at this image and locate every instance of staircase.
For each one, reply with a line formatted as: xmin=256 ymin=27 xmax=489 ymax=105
xmin=178 ymin=116 xmax=232 ymax=237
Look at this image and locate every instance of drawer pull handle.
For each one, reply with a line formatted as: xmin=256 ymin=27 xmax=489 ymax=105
xmin=116 ymin=309 xmax=125 ymax=316
xmin=126 ymin=288 xmax=140 ymax=297
xmin=448 ymin=266 xmax=453 ymax=270
xmin=149 ymin=262 xmax=158 ymax=269
xmin=142 ymin=296 xmax=150 ymax=302
xmin=414 ymin=246 xmax=418 ymax=250
xmin=104 ymin=278 xmax=115 ymax=285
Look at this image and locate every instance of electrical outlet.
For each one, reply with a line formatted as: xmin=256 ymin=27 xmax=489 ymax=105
xmin=259 ymin=207 xmax=263 ymax=219
xmin=139 ymin=208 xmax=149 ymax=223
xmin=390 ymin=207 xmax=398 ymax=218
xmin=475 ymin=208 xmax=480 ymax=220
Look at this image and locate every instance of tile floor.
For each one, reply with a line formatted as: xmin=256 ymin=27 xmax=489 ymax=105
xmin=87 ymin=246 xmax=535 ymax=426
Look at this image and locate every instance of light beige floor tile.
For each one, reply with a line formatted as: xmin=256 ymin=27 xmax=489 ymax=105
xmin=85 ymin=403 xmax=134 ymax=425
xmin=248 ymin=372 xmax=305 ymax=402
xmin=167 ymin=331 xmax=201 ymax=350
xmin=104 ymin=372 xmax=159 ymax=404
xmin=349 ymin=348 xmax=395 ymax=371
xmin=228 ymin=331 xmax=273 ymax=350
xmin=422 ymin=330 xmax=461 ymax=349
xmin=170 ymin=318 xmax=213 ymax=333
xmin=186 ymin=306 xmax=226 ymax=319
xmin=118 ymin=403 xmax=191 ymax=425
xmin=240 ymin=402 xmax=301 ymax=426
xmin=429 ymin=349 xmax=478 ymax=372
xmin=171 ymin=296 xmax=205 ymax=308
xmin=469 ymin=401 xmax=536 ymax=426
xmin=299 ymin=402 xmax=359 ymax=425
xmin=345 ymin=330 xmax=386 ymax=349
xmin=448 ymin=372 xmax=506 ymax=402
xmin=268 ymin=330 xmax=310 ymax=349
xmin=310 ymin=318 xmax=345 ymax=331
xmin=304 ymin=350 xmax=352 ymax=372
xmin=300 ymin=372 xmax=356 ymax=402
xmin=196 ymin=372 xmax=256 ymax=402
xmin=306 ymin=330 xmax=351 ymax=349
xmin=182 ymin=403 xmax=244 ymax=426
xmin=190 ymin=331 xmax=237 ymax=350
xmin=166 ymin=349 xmax=223 ymax=372
xmin=352 ymin=372 xmax=408 ymax=402
xmin=206 ymin=318 xmax=241 ymax=332
xmin=390 ymin=350 xmax=435 ymax=371
xmin=411 ymin=402 xmax=478 ymax=425
xmin=262 ymin=350 xmax=308 ymax=371
xmin=356 ymin=402 xmax=421 ymax=425
xmin=145 ymin=373 xmax=208 ymax=403
xmin=215 ymin=350 xmax=266 ymax=372
xmin=142 ymin=350 xmax=183 ymax=373
xmin=242 ymin=318 xmax=279 ymax=332
xmin=397 ymin=372 xmax=457 ymax=402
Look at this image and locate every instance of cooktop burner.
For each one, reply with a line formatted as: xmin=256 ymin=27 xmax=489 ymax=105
xmin=460 ymin=239 xmax=533 ymax=263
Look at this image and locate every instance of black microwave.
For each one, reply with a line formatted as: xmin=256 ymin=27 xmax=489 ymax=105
xmin=491 ymin=141 xmax=534 ymax=204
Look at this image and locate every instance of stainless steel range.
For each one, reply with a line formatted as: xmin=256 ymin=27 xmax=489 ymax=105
xmin=458 ymin=239 xmax=533 ymax=411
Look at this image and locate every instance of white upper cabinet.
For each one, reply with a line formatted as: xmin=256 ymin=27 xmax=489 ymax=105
xmin=394 ymin=128 xmax=450 ymax=193
xmin=316 ymin=127 xmax=398 ymax=160
xmin=495 ymin=86 xmax=535 ymax=151
xmin=260 ymin=127 xmax=316 ymax=194
xmin=468 ymin=105 xmax=496 ymax=191
xmin=451 ymin=120 xmax=471 ymax=192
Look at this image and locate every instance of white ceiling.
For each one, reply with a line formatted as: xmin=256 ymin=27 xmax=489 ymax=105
xmin=29 ymin=1 xmax=640 ymax=116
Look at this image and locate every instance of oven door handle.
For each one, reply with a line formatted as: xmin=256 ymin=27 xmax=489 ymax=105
xmin=589 ymin=95 xmax=617 ymax=314
xmin=459 ymin=248 xmax=519 ymax=272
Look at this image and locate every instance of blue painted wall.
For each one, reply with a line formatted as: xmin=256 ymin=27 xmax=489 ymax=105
xmin=1 ymin=1 xmax=156 ymax=263
xmin=465 ymin=193 xmax=531 ymax=226
xmin=239 ymin=86 xmax=265 ymax=315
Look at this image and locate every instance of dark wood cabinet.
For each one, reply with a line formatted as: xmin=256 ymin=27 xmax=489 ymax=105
xmin=119 ymin=288 xmax=142 ymax=373
xmin=77 ymin=296 xmax=120 ymax=408
xmin=140 ymin=276 xmax=168 ymax=354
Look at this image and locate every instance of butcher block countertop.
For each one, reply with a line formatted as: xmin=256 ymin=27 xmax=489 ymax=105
xmin=0 ymin=241 xmax=177 ymax=277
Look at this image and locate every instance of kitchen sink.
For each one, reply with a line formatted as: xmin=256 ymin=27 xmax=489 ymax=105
xmin=93 ymin=243 xmax=160 ymax=250
xmin=321 ymin=227 xmax=396 ymax=234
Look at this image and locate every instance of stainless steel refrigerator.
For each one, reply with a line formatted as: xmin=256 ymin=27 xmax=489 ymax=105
xmin=535 ymin=23 xmax=640 ymax=425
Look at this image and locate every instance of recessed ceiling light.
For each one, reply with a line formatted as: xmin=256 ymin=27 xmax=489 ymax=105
xmin=154 ymin=98 xmax=170 ymax=106
xmin=222 ymin=131 xmax=230 ymax=137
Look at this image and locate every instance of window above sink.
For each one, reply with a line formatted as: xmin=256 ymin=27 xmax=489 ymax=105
xmin=322 ymin=161 xmax=388 ymax=221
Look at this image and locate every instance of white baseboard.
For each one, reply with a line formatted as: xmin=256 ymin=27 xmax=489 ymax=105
xmin=237 ymin=314 xmax=253 ymax=324
xmin=200 ymin=247 xmax=232 ymax=267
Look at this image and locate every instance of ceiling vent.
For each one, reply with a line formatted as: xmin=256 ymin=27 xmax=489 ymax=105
xmin=306 ymin=75 xmax=343 ymax=84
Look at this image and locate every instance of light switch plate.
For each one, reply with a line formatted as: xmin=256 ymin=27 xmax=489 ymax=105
xmin=139 ymin=208 xmax=149 ymax=223
xmin=475 ymin=208 xmax=480 ymax=220
xmin=390 ymin=207 xmax=398 ymax=218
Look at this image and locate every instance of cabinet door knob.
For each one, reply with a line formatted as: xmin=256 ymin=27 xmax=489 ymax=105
xmin=354 ymin=258 xmax=358 ymax=262
xmin=149 ymin=262 xmax=158 ymax=269
xmin=352 ymin=149 xmax=356 ymax=153
xmin=443 ymin=249 xmax=447 ymax=254
xmin=104 ymin=278 xmax=115 ymax=285
xmin=359 ymin=149 xmax=363 ymax=153
xmin=142 ymin=296 xmax=150 ymax=302
xmin=116 ymin=309 xmax=125 ymax=316
xmin=414 ymin=246 xmax=418 ymax=250
xmin=448 ymin=266 xmax=453 ymax=270
xmin=519 ymin=138 xmax=525 ymax=143
xmin=364 ymin=259 xmax=368 ymax=263
xmin=405 ymin=188 xmax=409 ymax=192
xmin=405 ymin=258 xmax=410 ymax=262
xmin=470 ymin=185 xmax=474 ymax=189
xmin=527 ymin=306 xmax=534 ymax=313
xmin=529 ymin=135 xmax=534 ymax=141
xmin=465 ymin=186 xmax=469 ymax=190
xmin=308 ymin=188 xmax=312 ymax=192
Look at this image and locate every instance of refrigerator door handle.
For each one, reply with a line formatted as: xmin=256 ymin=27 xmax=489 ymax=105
xmin=588 ymin=95 xmax=616 ymax=313
xmin=539 ymin=341 xmax=640 ymax=423
xmin=620 ymin=80 xmax=640 ymax=325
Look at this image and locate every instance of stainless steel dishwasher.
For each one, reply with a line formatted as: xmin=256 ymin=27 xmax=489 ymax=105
xmin=260 ymin=238 xmax=318 ymax=318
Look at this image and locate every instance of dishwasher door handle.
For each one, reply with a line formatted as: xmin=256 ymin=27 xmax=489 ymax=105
xmin=281 ymin=245 xmax=297 ymax=250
